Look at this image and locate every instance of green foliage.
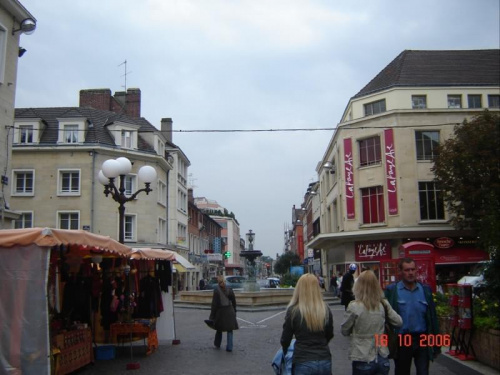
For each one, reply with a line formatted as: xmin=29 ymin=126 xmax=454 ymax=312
xmin=274 ymin=252 xmax=301 ymax=275
xmin=433 ymin=292 xmax=453 ymax=318
xmin=473 ymin=296 xmax=500 ymax=330
xmin=432 ymin=110 xmax=500 ymax=253
xmin=280 ymin=272 xmax=301 ymax=288
xmin=432 ymin=110 xmax=500 ymax=325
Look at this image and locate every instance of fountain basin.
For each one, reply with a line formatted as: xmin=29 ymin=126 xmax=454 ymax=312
xmin=179 ymin=288 xmax=294 ymax=307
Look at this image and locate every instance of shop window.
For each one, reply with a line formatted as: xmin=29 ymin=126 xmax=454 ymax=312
xmin=415 ymin=131 xmax=439 ymax=161
xmin=419 ymin=182 xmax=445 ymax=220
xmin=359 ymin=136 xmax=381 ymax=167
xmin=59 ymin=212 xmax=79 ymax=230
xmin=13 ymin=170 xmax=34 ymax=196
xmin=361 ymin=186 xmax=385 ymax=224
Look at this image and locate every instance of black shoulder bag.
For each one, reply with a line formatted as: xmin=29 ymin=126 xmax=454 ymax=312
xmin=382 ymin=300 xmax=398 ymax=359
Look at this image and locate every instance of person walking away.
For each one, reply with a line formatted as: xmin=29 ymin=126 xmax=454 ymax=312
xmin=341 ymin=270 xmax=403 ymax=375
xmin=199 ymin=278 xmax=205 ymax=290
xmin=280 ymin=273 xmax=334 ymax=375
xmin=337 ymin=272 xmax=343 ymax=298
xmin=341 ymin=264 xmax=357 ymax=310
xmin=330 ymin=274 xmax=338 ymax=296
xmin=384 ymin=258 xmax=440 ymax=375
xmin=209 ymin=275 xmax=238 ymax=352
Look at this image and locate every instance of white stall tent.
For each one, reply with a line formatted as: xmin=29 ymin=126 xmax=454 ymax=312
xmin=0 ymin=228 xmax=132 ymax=375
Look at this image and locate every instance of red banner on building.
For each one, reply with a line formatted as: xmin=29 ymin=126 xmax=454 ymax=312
xmin=344 ymin=137 xmax=355 ymax=219
xmin=355 ymin=240 xmax=393 ymax=261
xmin=384 ymin=129 xmax=398 ymax=215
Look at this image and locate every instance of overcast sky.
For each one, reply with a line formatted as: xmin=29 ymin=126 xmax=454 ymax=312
xmin=15 ymin=0 xmax=499 ymax=258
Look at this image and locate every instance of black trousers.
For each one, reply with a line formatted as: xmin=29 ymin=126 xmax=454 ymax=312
xmin=394 ymin=334 xmax=430 ymax=375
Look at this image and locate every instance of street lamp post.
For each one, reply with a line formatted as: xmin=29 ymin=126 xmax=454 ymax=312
xmin=98 ymin=157 xmax=157 ymax=243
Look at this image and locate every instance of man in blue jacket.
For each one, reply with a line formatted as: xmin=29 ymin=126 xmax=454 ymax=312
xmin=384 ymin=257 xmax=440 ymax=375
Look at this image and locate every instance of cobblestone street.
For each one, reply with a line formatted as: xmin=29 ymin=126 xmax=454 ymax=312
xmin=79 ymin=303 xmax=496 ymax=375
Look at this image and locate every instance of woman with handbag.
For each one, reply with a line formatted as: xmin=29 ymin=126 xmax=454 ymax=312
xmin=209 ymin=275 xmax=238 ymax=352
xmin=280 ymin=273 xmax=334 ymax=375
xmin=341 ymin=270 xmax=402 ymax=375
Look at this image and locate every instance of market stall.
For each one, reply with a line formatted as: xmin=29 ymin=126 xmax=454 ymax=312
xmin=0 ymin=227 xmax=132 ymax=375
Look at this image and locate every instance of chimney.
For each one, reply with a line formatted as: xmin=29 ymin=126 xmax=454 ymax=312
xmin=188 ymin=188 xmax=194 ymax=203
xmin=79 ymin=89 xmax=112 ymax=110
xmin=79 ymin=88 xmax=141 ymax=118
xmin=161 ymin=118 xmax=173 ymax=143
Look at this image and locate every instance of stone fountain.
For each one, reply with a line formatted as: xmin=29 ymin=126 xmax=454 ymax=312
xmin=240 ymin=230 xmax=262 ymax=292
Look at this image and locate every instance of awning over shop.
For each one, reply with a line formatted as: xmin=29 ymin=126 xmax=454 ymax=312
xmin=175 ymin=253 xmax=196 ymax=270
xmin=131 ymin=248 xmax=177 ymax=260
xmin=173 ymin=263 xmax=187 ymax=273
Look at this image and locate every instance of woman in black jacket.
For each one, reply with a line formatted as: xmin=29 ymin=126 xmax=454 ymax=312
xmin=209 ymin=275 xmax=238 ymax=352
xmin=281 ymin=273 xmax=334 ymax=374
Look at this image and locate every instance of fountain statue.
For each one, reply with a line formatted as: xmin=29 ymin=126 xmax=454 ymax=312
xmin=240 ymin=230 xmax=262 ymax=292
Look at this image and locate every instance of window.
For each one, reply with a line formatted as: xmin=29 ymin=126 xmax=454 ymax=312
xmin=158 ymin=180 xmax=167 ymax=206
xmin=364 ymin=99 xmax=386 ymax=116
xmin=447 ymin=95 xmax=462 ymax=108
xmin=359 ymin=136 xmax=381 ymax=167
xmin=158 ymin=218 xmax=166 ymax=244
xmin=419 ymin=182 xmax=445 ymax=220
xmin=13 ymin=170 xmax=34 ymax=195
xmin=59 ymin=170 xmax=80 ymax=195
xmin=468 ymin=95 xmax=482 ymax=108
xmin=124 ymin=215 xmax=136 ymax=241
xmin=124 ymin=175 xmax=136 ymax=196
xmin=58 ymin=212 xmax=79 ymax=230
xmin=14 ymin=212 xmax=33 ymax=229
xmin=488 ymin=95 xmax=500 ymax=108
xmin=121 ymin=130 xmax=132 ymax=148
xmin=361 ymin=186 xmax=385 ymax=224
xmin=415 ymin=131 xmax=439 ymax=161
xmin=64 ymin=124 xmax=79 ymax=143
xmin=412 ymin=95 xmax=427 ymax=109
xmin=19 ymin=125 xmax=34 ymax=144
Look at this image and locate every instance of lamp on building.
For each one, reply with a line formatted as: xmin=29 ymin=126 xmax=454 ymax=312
xmin=323 ymin=161 xmax=336 ymax=174
xmin=12 ymin=18 xmax=37 ymax=35
xmin=98 ymin=156 xmax=157 ymax=244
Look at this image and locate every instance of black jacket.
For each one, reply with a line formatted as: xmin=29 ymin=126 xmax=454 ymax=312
xmin=280 ymin=306 xmax=334 ymax=364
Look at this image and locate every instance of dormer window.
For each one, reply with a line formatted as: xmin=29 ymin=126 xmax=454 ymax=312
xmin=20 ymin=125 xmax=34 ymax=144
xmin=13 ymin=119 xmax=44 ymax=144
xmin=64 ymin=124 xmax=79 ymax=143
xmin=122 ymin=130 xmax=132 ymax=148
xmin=57 ymin=118 xmax=87 ymax=144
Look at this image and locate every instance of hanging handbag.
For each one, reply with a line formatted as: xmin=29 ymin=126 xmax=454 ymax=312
xmin=382 ymin=299 xmax=398 ymax=359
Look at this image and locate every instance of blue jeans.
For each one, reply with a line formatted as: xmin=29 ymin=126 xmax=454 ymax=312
xmin=352 ymin=355 xmax=390 ymax=375
xmin=214 ymin=330 xmax=233 ymax=351
xmin=293 ymin=360 xmax=331 ymax=375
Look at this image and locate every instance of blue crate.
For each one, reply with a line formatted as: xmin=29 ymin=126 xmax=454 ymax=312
xmin=95 ymin=345 xmax=115 ymax=360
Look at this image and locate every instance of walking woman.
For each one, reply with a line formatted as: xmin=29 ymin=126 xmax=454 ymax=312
xmin=209 ymin=275 xmax=238 ymax=352
xmin=341 ymin=270 xmax=403 ymax=375
xmin=280 ymin=273 xmax=334 ymax=374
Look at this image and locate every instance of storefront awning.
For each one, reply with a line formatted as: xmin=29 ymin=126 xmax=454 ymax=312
xmin=175 ymin=253 xmax=196 ymax=270
xmin=131 ymin=248 xmax=176 ymax=260
xmin=173 ymin=263 xmax=187 ymax=273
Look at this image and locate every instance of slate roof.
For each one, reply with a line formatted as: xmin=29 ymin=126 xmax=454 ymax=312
xmin=14 ymin=106 xmax=157 ymax=153
xmin=353 ymin=49 xmax=500 ymax=99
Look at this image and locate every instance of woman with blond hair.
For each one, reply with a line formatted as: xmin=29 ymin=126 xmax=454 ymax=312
xmin=209 ymin=275 xmax=238 ymax=352
xmin=341 ymin=270 xmax=402 ymax=375
xmin=280 ymin=273 xmax=334 ymax=374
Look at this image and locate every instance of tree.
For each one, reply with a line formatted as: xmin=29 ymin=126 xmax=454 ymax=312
xmin=432 ymin=110 xmax=500 ymax=324
xmin=432 ymin=110 xmax=500 ymax=252
xmin=274 ymin=252 xmax=301 ymax=275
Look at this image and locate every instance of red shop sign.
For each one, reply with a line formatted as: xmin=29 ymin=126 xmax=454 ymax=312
xmin=355 ymin=240 xmax=392 ymax=261
xmin=433 ymin=237 xmax=454 ymax=249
